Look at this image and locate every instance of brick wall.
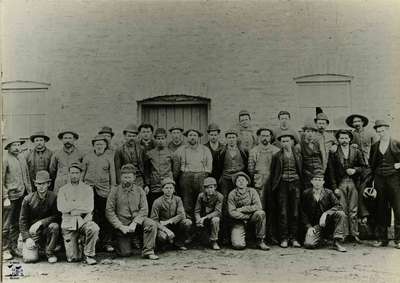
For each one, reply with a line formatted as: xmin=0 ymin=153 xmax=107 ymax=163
xmin=2 ymin=0 xmax=400 ymax=149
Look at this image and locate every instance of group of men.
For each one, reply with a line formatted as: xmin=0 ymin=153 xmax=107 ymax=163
xmin=3 ymin=109 xmax=400 ymax=265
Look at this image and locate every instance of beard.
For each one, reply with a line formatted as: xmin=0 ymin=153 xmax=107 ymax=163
xmin=64 ymin=142 xmax=73 ymax=148
xmin=122 ymin=181 xmax=132 ymax=188
xmin=261 ymin=139 xmax=269 ymax=145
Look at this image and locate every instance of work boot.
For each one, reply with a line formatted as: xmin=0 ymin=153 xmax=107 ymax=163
xmin=211 ymin=241 xmax=221 ymax=250
xmin=372 ymin=240 xmax=389 ymax=247
xmin=144 ymin=254 xmax=159 ymax=260
xmin=84 ymin=256 xmax=97 ymax=265
xmin=291 ymin=239 xmax=301 ymax=248
xmin=394 ymin=242 xmax=400 ymax=249
xmin=333 ymin=240 xmax=347 ymax=252
xmin=257 ymin=240 xmax=270 ymax=251
xmin=3 ymin=250 xmax=13 ymax=261
xmin=48 ymin=256 xmax=58 ymax=264
xmin=104 ymin=244 xmax=114 ymax=252
xmin=280 ymin=240 xmax=288 ymax=248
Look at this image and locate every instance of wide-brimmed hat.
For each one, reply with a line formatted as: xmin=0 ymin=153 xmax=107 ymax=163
xmin=276 ymin=130 xmax=297 ymax=141
xmin=335 ymin=129 xmax=353 ymax=141
xmin=345 ymin=114 xmax=369 ymax=128
xmin=184 ymin=129 xmax=203 ymax=137
xmin=225 ymin=128 xmax=239 ymax=137
xmin=203 ymin=177 xmax=217 ymax=187
xmin=154 ymin=128 xmax=167 ymax=137
xmin=91 ymin=134 xmax=109 ymax=146
xmin=34 ymin=170 xmax=51 ymax=183
xmin=98 ymin=126 xmax=114 ymax=137
xmin=120 ymin=164 xmax=135 ymax=175
xmin=161 ymin=177 xmax=176 ymax=187
xmin=373 ymin=120 xmax=390 ymax=130
xmin=69 ymin=162 xmax=83 ymax=172
xmin=168 ymin=124 xmax=184 ymax=133
xmin=232 ymin=171 xmax=251 ymax=184
xmin=58 ymin=130 xmax=79 ymax=140
xmin=4 ymin=138 xmax=25 ymax=150
xmin=207 ymin=123 xmax=221 ymax=133
xmin=302 ymin=123 xmax=318 ymax=132
xmin=29 ymin=131 xmax=50 ymax=143
xmin=314 ymin=113 xmax=330 ymax=124
xmin=123 ymin=124 xmax=139 ymax=135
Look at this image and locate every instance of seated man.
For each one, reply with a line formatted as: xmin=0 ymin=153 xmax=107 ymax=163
xmin=57 ymin=163 xmax=99 ymax=265
xmin=106 ymin=164 xmax=159 ymax=260
xmin=151 ymin=178 xmax=192 ymax=251
xmin=19 ymin=171 xmax=60 ymax=263
xmin=302 ymin=169 xmax=347 ymax=252
xmin=194 ymin=177 xmax=223 ymax=250
xmin=227 ymin=172 xmax=269 ymax=250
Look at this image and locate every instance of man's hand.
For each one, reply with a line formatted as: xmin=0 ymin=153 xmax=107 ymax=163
xmin=334 ymin=189 xmax=341 ymax=198
xmin=29 ymin=221 xmax=42 ymax=235
xmin=119 ymin=225 xmax=130 ymax=235
xmin=319 ymin=212 xmax=327 ymax=227
xmin=346 ymin=168 xmax=356 ymax=176
xmin=128 ymin=222 xmax=137 ymax=233
xmin=160 ymin=220 xmax=170 ymax=227
xmin=307 ymin=226 xmax=316 ymax=236
xmin=143 ymin=186 xmax=150 ymax=195
xmin=25 ymin=238 xmax=36 ymax=249
xmin=394 ymin=163 xmax=400 ymax=170
xmin=3 ymin=198 xmax=11 ymax=207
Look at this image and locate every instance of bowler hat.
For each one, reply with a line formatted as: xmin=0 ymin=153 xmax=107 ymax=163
xmin=58 ymin=130 xmax=79 ymax=140
xmin=203 ymin=177 xmax=217 ymax=187
xmin=120 ymin=164 xmax=135 ymax=175
xmin=276 ymin=130 xmax=297 ymax=141
xmin=154 ymin=128 xmax=167 ymax=137
xmin=239 ymin=110 xmax=251 ymax=118
xmin=29 ymin=131 xmax=50 ymax=143
xmin=232 ymin=171 xmax=251 ymax=184
xmin=373 ymin=120 xmax=390 ymax=130
xmin=69 ymin=162 xmax=83 ymax=172
xmin=4 ymin=138 xmax=25 ymax=150
xmin=302 ymin=123 xmax=318 ymax=132
xmin=314 ymin=113 xmax=330 ymax=124
xmin=161 ymin=177 xmax=176 ymax=187
xmin=184 ymin=129 xmax=203 ymax=137
xmin=207 ymin=123 xmax=221 ymax=133
xmin=225 ymin=128 xmax=239 ymax=137
xmin=123 ymin=124 xmax=139 ymax=135
xmin=345 ymin=114 xmax=369 ymax=128
xmin=335 ymin=129 xmax=353 ymax=141
xmin=91 ymin=134 xmax=109 ymax=146
xmin=34 ymin=170 xmax=51 ymax=183
xmin=312 ymin=169 xmax=325 ymax=179
xmin=98 ymin=126 xmax=114 ymax=137
xmin=168 ymin=124 xmax=184 ymax=133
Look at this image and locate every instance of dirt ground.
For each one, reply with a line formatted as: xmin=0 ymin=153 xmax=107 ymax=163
xmin=3 ymin=241 xmax=400 ymax=283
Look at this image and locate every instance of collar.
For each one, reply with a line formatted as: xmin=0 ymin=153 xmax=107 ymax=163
xmin=63 ymin=146 xmax=75 ymax=154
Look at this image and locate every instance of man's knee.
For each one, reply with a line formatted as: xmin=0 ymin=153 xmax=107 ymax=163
xmin=181 ymin=219 xmax=193 ymax=229
xmin=253 ymin=210 xmax=266 ymax=220
xmin=231 ymin=225 xmax=246 ymax=250
xmin=210 ymin=217 xmax=220 ymax=226
xmin=85 ymin=222 xmax=100 ymax=236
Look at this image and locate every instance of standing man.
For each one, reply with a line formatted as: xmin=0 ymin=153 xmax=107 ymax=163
xmin=345 ymin=114 xmax=377 ymax=165
xmin=273 ymin=111 xmax=300 ymax=148
xmin=314 ymin=110 xmax=336 ymax=171
xmin=106 ymin=164 xmax=159 ymax=260
xmin=174 ymin=129 xmax=212 ymax=220
xmin=3 ymin=138 xmax=32 ymax=260
xmin=57 ymin=163 xmax=99 ymax=265
xmin=299 ymin=123 xmax=323 ymax=190
xmin=82 ymin=134 xmax=116 ymax=252
xmin=237 ymin=110 xmax=257 ymax=151
xmin=204 ymin=123 xmax=224 ymax=178
xmin=98 ymin=126 xmax=116 ymax=154
xmin=26 ymin=131 xmax=53 ymax=188
xmin=168 ymin=124 xmax=185 ymax=152
xmin=138 ymin=123 xmax=155 ymax=152
xmin=50 ymin=130 xmax=84 ymax=194
xmin=114 ymin=124 xmax=145 ymax=186
xmin=19 ymin=171 xmax=60 ymax=263
xmin=270 ymin=131 xmax=304 ymax=248
xmin=302 ymin=170 xmax=347 ymax=252
xmin=328 ymin=129 xmax=366 ymax=242
xmin=368 ymin=120 xmax=400 ymax=249
xmin=144 ymin=128 xmax=177 ymax=210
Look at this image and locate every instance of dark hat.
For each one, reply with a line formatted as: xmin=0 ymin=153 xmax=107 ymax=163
xmin=345 ymin=114 xmax=369 ymax=128
xmin=207 ymin=123 xmax=221 ymax=133
xmin=168 ymin=124 xmax=184 ymax=133
xmin=256 ymin=127 xmax=274 ymax=137
xmin=302 ymin=123 xmax=318 ymax=132
xmin=123 ymin=124 xmax=139 ymax=135
xmin=161 ymin=177 xmax=176 ymax=187
xmin=98 ymin=126 xmax=114 ymax=137
xmin=69 ymin=162 xmax=83 ymax=172
xmin=232 ymin=171 xmax=251 ymax=184
xmin=29 ymin=131 xmax=50 ymax=143
xmin=278 ymin=110 xmax=291 ymax=118
xmin=314 ymin=113 xmax=330 ymax=124
xmin=34 ymin=170 xmax=51 ymax=183
xmin=335 ymin=129 xmax=353 ymax=141
xmin=138 ymin=123 xmax=154 ymax=132
xmin=4 ymin=138 xmax=25 ymax=150
xmin=120 ymin=164 xmax=136 ymax=175
xmin=183 ymin=129 xmax=203 ymax=137
xmin=312 ymin=169 xmax=325 ymax=179
xmin=373 ymin=120 xmax=390 ymax=130
xmin=276 ymin=130 xmax=297 ymax=141
xmin=203 ymin=177 xmax=217 ymax=187
xmin=225 ymin=128 xmax=239 ymax=137
xmin=238 ymin=110 xmax=251 ymax=118
xmin=58 ymin=130 xmax=79 ymax=140
xmin=154 ymin=128 xmax=167 ymax=137
xmin=91 ymin=134 xmax=109 ymax=146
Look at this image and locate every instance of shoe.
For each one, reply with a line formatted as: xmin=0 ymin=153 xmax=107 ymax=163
xmin=353 ymin=235 xmax=362 ymax=244
xmin=291 ymin=240 xmax=301 ymax=248
xmin=3 ymin=250 xmax=13 ymax=261
xmin=104 ymin=244 xmax=115 ymax=252
xmin=395 ymin=243 xmax=400 ymax=249
xmin=280 ymin=240 xmax=288 ymax=248
xmin=84 ymin=256 xmax=97 ymax=265
xmin=333 ymin=241 xmax=347 ymax=252
xmin=258 ymin=241 xmax=270 ymax=251
xmin=48 ymin=256 xmax=58 ymax=264
xmin=177 ymin=246 xmax=187 ymax=251
xmin=145 ymin=254 xmax=159 ymax=260
xmin=211 ymin=241 xmax=221 ymax=250
xmin=372 ymin=240 xmax=389 ymax=247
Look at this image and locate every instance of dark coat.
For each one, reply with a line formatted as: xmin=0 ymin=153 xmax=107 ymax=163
xmin=368 ymin=138 xmax=400 ymax=176
xmin=214 ymin=145 xmax=249 ymax=180
xmin=204 ymin=141 xmax=225 ymax=178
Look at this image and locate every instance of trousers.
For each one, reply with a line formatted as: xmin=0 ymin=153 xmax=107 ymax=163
xmin=231 ymin=210 xmax=266 ymax=249
xmin=62 ymin=221 xmax=99 ymax=260
xmin=337 ymin=178 xmax=359 ymax=237
xmin=277 ymin=180 xmax=301 ymax=241
xmin=179 ymin=172 xmax=208 ymax=220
